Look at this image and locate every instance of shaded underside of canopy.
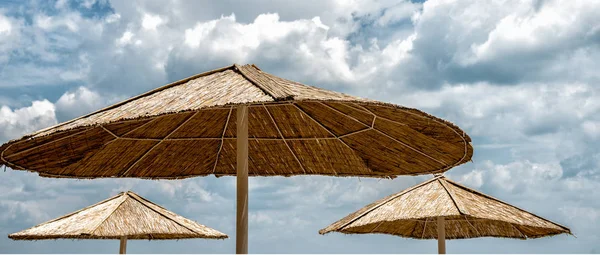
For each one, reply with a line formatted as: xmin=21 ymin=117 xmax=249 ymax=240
xmin=0 ymin=64 xmax=472 ymax=179
xmin=319 ymin=176 xmax=571 ymax=239
xmin=9 ymin=191 xmax=228 ymax=240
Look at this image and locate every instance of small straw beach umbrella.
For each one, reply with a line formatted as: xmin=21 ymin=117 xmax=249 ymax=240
xmin=319 ymin=175 xmax=571 ymax=254
xmin=0 ymin=64 xmax=473 ymax=253
xmin=8 ymin=191 xmax=227 ymax=254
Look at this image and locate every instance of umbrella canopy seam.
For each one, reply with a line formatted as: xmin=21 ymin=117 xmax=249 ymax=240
xmin=211 ymin=106 xmax=234 ymax=174
xmin=262 ymin=103 xmax=309 ymax=175
xmin=319 ymin=176 xmax=572 ymax=240
xmin=463 ymin=215 xmax=482 ymax=237
xmin=86 ymin=194 xmax=128 ymax=235
xmin=126 ymin=192 xmax=210 ymax=236
xmin=345 ymin=102 xmax=471 ymax=169
xmin=27 ymin=65 xmax=236 ymax=138
xmin=443 ymin=178 xmax=571 ymax=232
xmin=116 ymin=112 xmax=198 ymax=177
xmin=9 ymin=191 xmax=228 ymax=240
xmin=420 ymin=218 xmax=428 ymax=239
xmin=0 ymin=98 xmax=470 ymax=145
xmin=0 ymin=64 xmax=474 ymax=179
xmin=0 ymin=100 xmax=469 ymax=146
xmin=234 ymin=64 xmax=290 ymax=100
xmin=324 ymin=176 xmax=444 ymax=233
xmin=318 ymin=101 xmax=468 ymax=170
xmin=115 ymin=117 xmax=161 ymax=138
xmin=289 ymin=103 xmax=369 ymax=174
xmin=13 ymin=193 xmax=124 ymax=232
xmin=438 ymin=178 xmax=468 ymax=215
xmin=321 ymin=101 xmax=469 ymax=170
xmin=318 ymin=102 xmax=372 ymax=128
xmin=100 ymin=126 xmax=119 ymax=138
xmin=322 ymin=215 xmax=567 ymax=240
xmin=509 ymin=223 xmax=527 ymax=239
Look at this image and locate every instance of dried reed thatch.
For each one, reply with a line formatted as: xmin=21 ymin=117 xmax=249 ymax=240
xmin=319 ymin=175 xmax=571 ymax=239
xmin=9 ymin=191 xmax=228 ymax=240
xmin=0 ymin=64 xmax=472 ymax=179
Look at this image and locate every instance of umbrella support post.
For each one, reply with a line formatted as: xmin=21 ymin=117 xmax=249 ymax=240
xmin=119 ymin=237 xmax=127 ymax=254
xmin=437 ymin=216 xmax=445 ymax=254
xmin=236 ymin=105 xmax=249 ymax=254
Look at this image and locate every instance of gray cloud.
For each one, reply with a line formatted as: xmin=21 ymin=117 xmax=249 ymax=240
xmin=1 ymin=0 xmax=600 ymax=253
xmin=407 ymin=0 xmax=600 ymax=87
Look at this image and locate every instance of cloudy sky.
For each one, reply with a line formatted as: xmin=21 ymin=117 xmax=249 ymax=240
xmin=0 ymin=0 xmax=599 ymax=253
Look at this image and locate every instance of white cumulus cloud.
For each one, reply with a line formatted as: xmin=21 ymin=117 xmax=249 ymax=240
xmin=141 ymin=13 xmax=164 ymax=30
xmin=55 ymin=86 xmax=110 ymax=121
xmin=0 ymin=100 xmax=57 ymax=141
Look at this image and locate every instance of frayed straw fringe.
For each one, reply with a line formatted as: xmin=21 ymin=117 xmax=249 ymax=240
xmin=9 ymin=191 xmax=228 ymax=240
xmin=1 ymin=64 xmax=473 ymax=179
xmin=319 ymin=176 xmax=571 ymax=240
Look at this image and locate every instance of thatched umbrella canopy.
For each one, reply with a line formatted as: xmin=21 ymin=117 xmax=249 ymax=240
xmin=0 ymin=64 xmax=473 ymax=253
xmin=9 ymin=191 xmax=227 ymax=254
xmin=319 ymin=175 xmax=571 ymax=254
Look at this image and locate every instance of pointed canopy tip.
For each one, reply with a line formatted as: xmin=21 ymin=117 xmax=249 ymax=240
xmin=319 ymin=176 xmax=571 ymax=240
xmin=8 ymin=191 xmax=228 ymax=241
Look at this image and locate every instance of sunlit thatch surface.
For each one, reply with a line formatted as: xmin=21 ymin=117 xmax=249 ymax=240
xmin=9 ymin=191 xmax=228 ymax=240
xmin=319 ymin=176 xmax=571 ymax=239
xmin=0 ymin=64 xmax=472 ymax=179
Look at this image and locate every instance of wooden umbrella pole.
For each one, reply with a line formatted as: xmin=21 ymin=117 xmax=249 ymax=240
xmin=119 ymin=236 xmax=127 ymax=254
xmin=236 ymin=105 xmax=249 ymax=254
xmin=437 ymin=216 xmax=445 ymax=254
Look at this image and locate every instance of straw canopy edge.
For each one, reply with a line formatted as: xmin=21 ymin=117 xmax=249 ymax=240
xmin=319 ymin=176 xmax=572 ymax=240
xmin=0 ymin=64 xmax=473 ymax=179
xmin=8 ymin=191 xmax=228 ymax=240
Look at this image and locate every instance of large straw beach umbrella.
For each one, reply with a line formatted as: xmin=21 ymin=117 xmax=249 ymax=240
xmin=9 ymin=191 xmax=227 ymax=254
xmin=0 ymin=64 xmax=473 ymax=253
xmin=319 ymin=175 xmax=571 ymax=254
